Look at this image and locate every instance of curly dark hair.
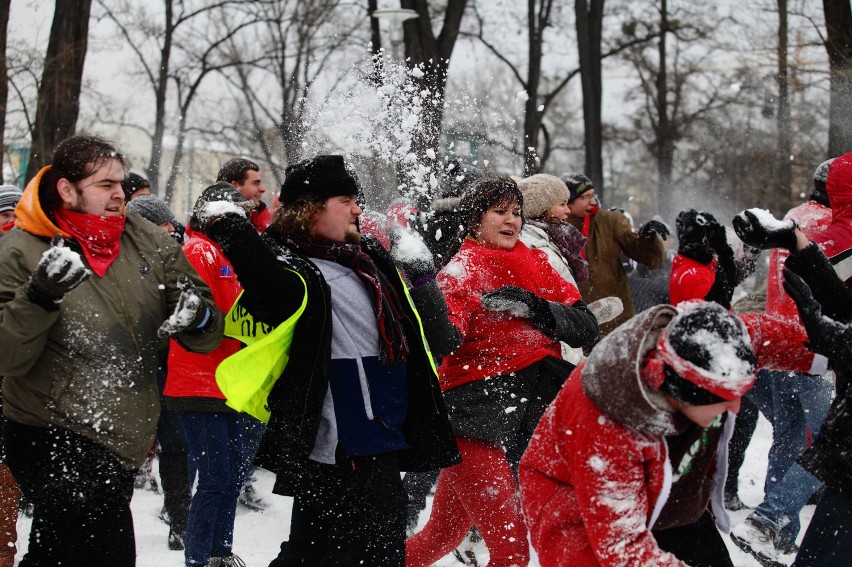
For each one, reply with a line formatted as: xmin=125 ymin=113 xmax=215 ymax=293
xmin=267 ymin=198 xmax=327 ymax=240
xmin=459 ymin=176 xmax=524 ymax=235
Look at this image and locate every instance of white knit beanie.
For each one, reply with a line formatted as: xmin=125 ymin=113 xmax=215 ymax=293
xmin=516 ymin=174 xmax=570 ymax=219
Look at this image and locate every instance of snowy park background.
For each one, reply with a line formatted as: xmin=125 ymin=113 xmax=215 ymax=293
xmin=10 ymin=414 xmax=806 ymax=566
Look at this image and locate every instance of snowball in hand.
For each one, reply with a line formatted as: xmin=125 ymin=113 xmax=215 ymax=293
xmin=158 ymin=275 xmax=204 ymax=337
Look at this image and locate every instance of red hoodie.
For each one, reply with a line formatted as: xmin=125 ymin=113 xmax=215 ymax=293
xmin=437 ymin=238 xmax=582 ymax=391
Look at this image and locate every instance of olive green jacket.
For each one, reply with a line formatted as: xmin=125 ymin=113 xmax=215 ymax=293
xmin=0 ymin=212 xmax=223 ymax=469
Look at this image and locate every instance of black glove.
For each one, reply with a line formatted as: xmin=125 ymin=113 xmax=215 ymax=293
xmin=638 ymin=220 xmax=669 ymax=240
xmin=158 ymin=275 xmax=208 ymax=338
xmin=390 ymin=226 xmax=435 ymax=285
xmin=207 ymin=213 xmax=254 ymax=249
xmin=481 ymin=285 xmax=554 ymax=330
xmin=705 ymin=217 xmax=734 ymax=259
xmin=26 ymin=235 xmax=92 ymax=310
xmin=732 ymin=209 xmax=798 ymax=251
xmin=782 ymin=268 xmax=852 ymax=366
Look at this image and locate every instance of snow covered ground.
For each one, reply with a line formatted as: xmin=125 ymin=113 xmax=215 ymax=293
xmin=12 ymin=414 xmax=807 ymax=566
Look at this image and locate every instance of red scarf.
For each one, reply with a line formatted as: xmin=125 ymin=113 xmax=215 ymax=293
xmin=54 ymin=209 xmax=125 ymax=277
xmin=579 ymin=205 xmax=599 ymax=259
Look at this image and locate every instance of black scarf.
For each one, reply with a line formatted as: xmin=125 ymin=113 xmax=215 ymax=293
xmin=287 ymin=237 xmax=410 ymax=365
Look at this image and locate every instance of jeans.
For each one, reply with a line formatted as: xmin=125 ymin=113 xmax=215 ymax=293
xmin=747 ymin=370 xmax=833 ymax=548
xmin=240 ymin=414 xmax=267 ymax=482
xmin=5 ymin=421 xmax=137 ymax=567
xmin=179 ymin=411 xmax=248 ymax=566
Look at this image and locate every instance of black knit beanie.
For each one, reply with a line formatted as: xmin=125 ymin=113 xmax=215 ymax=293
xmin=560 ymin=173 xmax=595 ymax=203
xmin=280 ymin=155 xmax=359 ymax=204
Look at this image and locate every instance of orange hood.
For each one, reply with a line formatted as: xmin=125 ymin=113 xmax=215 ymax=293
xmin=14 ymin=165 xmax=71 ymax=239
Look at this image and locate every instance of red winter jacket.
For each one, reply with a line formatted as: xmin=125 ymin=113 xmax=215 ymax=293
xmin=766 ymin=200 xmax=831 ymax=322
xmin=437 ymin=238 xmax=582 ymax=391
xmin=668 ymin=254 xmax=717 ymax=306
xmin=812 ymin=153 xmax=852 ymax=281
xmin=164 ymin=229 xmax=242 ymax=400
xmin=520 ymin=304 xmax=817 ymax=567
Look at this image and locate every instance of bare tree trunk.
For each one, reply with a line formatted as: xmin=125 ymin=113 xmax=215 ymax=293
xmin=26 ymin=0 xmax=92 ymax=182
xmin=823 ymin=0 xmax=852 ymax=157
xmin=0 ymin=0 xmax=10 ymax=184
xmin=401 ymin=0 xmax=467 ymax=205
xmin=523 ymin=0 xmax=546 ymax=176
xmin=146 ymin=0 xmax=174 ymax=195
xmin=776 ymin=0 xmax=792 ymax=205
xmin=576 ymin=0 xmax=604 ymax=195
xmin=655 ymin=0 xmax=674 ymax=222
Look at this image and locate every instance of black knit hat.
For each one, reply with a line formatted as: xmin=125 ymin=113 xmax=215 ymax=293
xmin=122 ymin=172 xmax=150 ymax=201
xmin=560 ymin=173 xmax=595 ymax=202
xmin=675 ymin=208 xmax=715 ymax=264
xmin=280 ymin=155 xmax=359 ymax=204
xmin=126 ymin=195 xmax=175 ymax=226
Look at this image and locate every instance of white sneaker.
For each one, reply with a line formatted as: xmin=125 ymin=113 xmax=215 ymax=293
xmin=729 ymin=518 xmax=794 ymax=567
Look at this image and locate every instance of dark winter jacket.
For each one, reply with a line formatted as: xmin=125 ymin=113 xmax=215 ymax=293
xmin=567 ymin=210 xmax=665 ymax=336
xmin=786 ymin=242 xmax=852 ymax=493
xmin=207 ymin=216 xmax=460 ymax=494
xmin=0 ymin=166 xmax=223 ymax=469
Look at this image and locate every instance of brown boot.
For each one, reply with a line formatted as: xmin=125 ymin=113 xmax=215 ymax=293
xmin=0 ymin=464 xmax=21 ymax=566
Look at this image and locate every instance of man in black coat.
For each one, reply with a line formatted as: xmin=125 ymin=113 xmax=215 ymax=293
xmin=201 ymin=154 xmax=460 ymax=567
xmin=735 ymin=206 xmax=852 ymax=566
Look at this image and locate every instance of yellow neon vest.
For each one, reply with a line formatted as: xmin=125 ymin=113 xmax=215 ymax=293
xmin=215 ymin=269 xmax=308 ymax=423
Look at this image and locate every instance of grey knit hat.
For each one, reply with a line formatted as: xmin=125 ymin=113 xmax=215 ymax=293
xmin=0 ymin=185 xmax=22 ymax=213
xmin=126 ymin=195 xmax=175 ymax=226
xmin=516 ymin=174 xmax=570 ymax=219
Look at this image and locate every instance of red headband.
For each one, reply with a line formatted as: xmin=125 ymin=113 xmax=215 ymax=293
xmin=644 ymin=327 xmax=754 ymax=401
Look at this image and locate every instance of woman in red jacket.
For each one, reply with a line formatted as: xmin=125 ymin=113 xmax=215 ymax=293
xmin=406 ymin=178 xmax=599 ymax=567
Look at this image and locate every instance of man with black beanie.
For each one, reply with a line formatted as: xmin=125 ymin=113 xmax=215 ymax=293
xmin=198 ymin=154 xmax=460 ymax=566
xmin=561 ymin=172 xmax=668 ymax=337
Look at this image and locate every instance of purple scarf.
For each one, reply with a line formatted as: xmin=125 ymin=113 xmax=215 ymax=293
xmin=527 ymin=219 xmax=589 ymax=283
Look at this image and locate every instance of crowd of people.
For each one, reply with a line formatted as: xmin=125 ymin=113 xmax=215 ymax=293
xmin=0 ymin=134 xmax=850 ymax=567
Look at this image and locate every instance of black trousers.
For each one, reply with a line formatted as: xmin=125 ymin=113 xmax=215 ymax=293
xmin=5 ymin=421 xmax=137 ymax=567
xmin=794 ymin=486 xmax=852 ymax=566
xmin=653 ymin=511 xmax=734 ymax=567
xmin=269 ymin=454 xmax=407 ymax=567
